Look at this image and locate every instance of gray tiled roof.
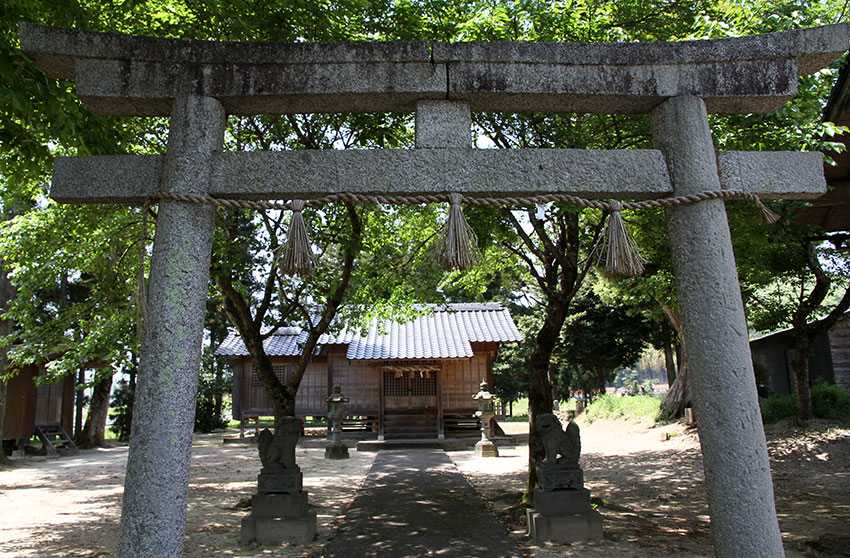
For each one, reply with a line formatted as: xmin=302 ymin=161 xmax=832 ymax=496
xmin=215 ymin=329 xmax=318 ymax=357
xmin=214 ymin=303 xmax=521 ymax=359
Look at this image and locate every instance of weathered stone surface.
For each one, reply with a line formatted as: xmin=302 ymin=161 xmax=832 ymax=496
xmin=526 ymin=509 xmax=604 ymax=544
xmin=212 ymin=148 xmax=670 ymax=201
xmin=324 ymin=443 xmax=350 ymax=460
xmin=50 ymin=147 xmax=826 ymax=204
xmin=538 ymin=464 xmax=584 ymax=491
xmin=73 ymin=58 xmax=446 ymax=116
xmin=241 ymin=513 xmax=317 ymax=545
xmin=435 ymin=24 xmax=848 ymax=114
xmin=258 ymin=416 xmax=301 ymax=472
xmin=20 ymin=22 xmax=848 ymax=116
xmin=116 ymin=95 xmax=225 ymax=558
xmin=251 ymin=491 xmax=309 ymax=519
xmin=474 ymin=439 xmax=499 ymax=457
xmin=537 ymin=413 xmax=580 ymax=465
xmin=444 ymin=58 xmax=797 ymax=114
xmin=415 ymin=101 xmax=472 ymax=149
xmin=716 ymin=150 xmax=826 ymax=199
xmin=257 ymin=470 xmax=303 ymax=494
xmin=19 ymin=23 xmax=443 ymax=116
xmin=533 ymin=488 xmax=593 ymax=516
xmin=652 ymin=95 xmax=783 ymax=557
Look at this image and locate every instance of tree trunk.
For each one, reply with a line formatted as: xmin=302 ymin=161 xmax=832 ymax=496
xmin=663 ymin=342 xmax=677 ymax=386
xmin=595 ymin=365 xmax=606 ymax=395
xmin=74 ymin=368 xmax=86 ymax=438
xmin=659 ymin=304 xmax=690 ymax=419
xmin=524 ymin=299 xmax=568 ymax=504
xmin=216 ymin=202 xmax=361 ymax=420
xmin=77 ymin=373 xmax=113 ymax=448
xmin=791 ymin=330 xmax=815 ymax=423
xmin=786 ymin=242 xmax=850 ymax=424
xmin=128 ymin=356 xmax=137 ymax=432
xmin=213 ymin=361 xmax=224 ymax=422
xmin=283 ymin=202 xmax=361 ymax=417
xmin=0 ymin=260 xmax=16 ymax=467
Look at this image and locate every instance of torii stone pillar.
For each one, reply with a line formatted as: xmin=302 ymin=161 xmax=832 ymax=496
xmin=18 ymin=21 xmax=849 ymax=558
xmin=117 ymin=95 xmax=224 ymax=557
xmin=652 ymin=96 xmax=783 ymax=556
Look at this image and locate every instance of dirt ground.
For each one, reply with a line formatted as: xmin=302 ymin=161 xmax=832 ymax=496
xmin=1 ymin=417 xmax=848 ymax=558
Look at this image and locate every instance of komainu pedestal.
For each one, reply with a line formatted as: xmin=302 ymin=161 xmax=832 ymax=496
xmin=241 ymin=417 xmax=317 ymax=545
xmin=527 ymin=413 xmax=602 ymax=544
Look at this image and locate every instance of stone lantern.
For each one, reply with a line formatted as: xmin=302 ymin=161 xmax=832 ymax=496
xmin=472 ymin=379 xmax=498 ymax=457
xmin=325 ymin=385 xmax=349 ymax=460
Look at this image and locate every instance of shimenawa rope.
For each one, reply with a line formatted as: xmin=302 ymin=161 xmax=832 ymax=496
xmin=141 ymin=189 xmax=779 ymax=280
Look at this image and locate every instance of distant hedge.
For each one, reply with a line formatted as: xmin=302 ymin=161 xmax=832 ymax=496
xmin=760 ymin=382 xmax=850 ymax=424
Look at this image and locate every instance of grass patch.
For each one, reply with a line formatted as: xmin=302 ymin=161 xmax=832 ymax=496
xmin=761 ymin=382 xmax=850 ymax=424
xmin=584 ymin=394 xmax=661 ymax=423
xmin=499 ymin=397 xmax=529 ymax=421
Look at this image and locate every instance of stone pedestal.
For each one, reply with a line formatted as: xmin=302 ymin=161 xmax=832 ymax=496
xmin=324 ymin=442 xmax=349 ymax=460
xmin=538 ymin=463 xmax=583 ymax=490
xmin=241 ymin=515 xmax=317 ymax=545
xmin=241 ymin=468 xmax=317 ymax=545
xmin=528 ymin=454 xmax=602 ymax=545
xmin=474 ymin=438 xmax=499 ymax=457
xmin=257 ymin=469 xmax=303 ymax=493
xmin=527 ymin=488 xmax=603 ymax=544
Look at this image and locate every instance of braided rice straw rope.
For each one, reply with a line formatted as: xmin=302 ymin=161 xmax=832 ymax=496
xmin=144 ymin=189 xmax=779 ymax=278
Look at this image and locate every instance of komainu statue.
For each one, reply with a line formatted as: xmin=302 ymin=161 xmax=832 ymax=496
xmin=257 ymin=416 xmax=301 ymax=471
xmin=536 ymin=413 xmax=581 ymax=465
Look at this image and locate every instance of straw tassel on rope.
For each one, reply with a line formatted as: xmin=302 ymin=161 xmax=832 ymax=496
xmin=147 ymin=188 xmax=780 ymax=279
xmin=754 ymin=197 xmax=781 ymax=225
xmin=279 ymin=200 xmax=317 ymax=276
xmin=439 ymin=193 xmax=480 ymax=270
xmin=604 ymin=200 xmax=645 ymax=278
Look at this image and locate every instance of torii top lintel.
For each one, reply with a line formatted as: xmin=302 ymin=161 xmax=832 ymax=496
xmin=18 ymin=22 xmax=850 ymax=117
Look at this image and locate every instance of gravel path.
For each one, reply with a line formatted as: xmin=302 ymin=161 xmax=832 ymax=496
xmin=325 ymin=449 xmax=522 ymax=558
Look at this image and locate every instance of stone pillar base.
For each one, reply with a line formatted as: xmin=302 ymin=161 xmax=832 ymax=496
xmin=475 ymin=439 xmax=499 ymax=457
xmin=251 ymin=491 xmax=309 ymax=518
xmin=533 ymin=487 xmax=591 ymax=515
xmin=241 ymin=513 xmax=317 ymax=545
xmin=325 ymin=443 xmax=350 ymax=460
xmin=526 ymin=508 xmax=603 ymax=544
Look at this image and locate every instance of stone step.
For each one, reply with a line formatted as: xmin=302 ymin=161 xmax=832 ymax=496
xmin=356 ymin=438 xmax=470 ymax=452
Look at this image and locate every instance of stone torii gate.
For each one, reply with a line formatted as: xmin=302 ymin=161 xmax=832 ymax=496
xmin=19 ymin=22 xmax=848 ymax=558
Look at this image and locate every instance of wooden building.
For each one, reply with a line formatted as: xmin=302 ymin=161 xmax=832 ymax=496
xmin=750 ymin=313 xmax=850 ymax=395
xmin=2 ymin=363 xmax=75 ymax=445
xmin=216 ymin=303 xmax=521 ymax=439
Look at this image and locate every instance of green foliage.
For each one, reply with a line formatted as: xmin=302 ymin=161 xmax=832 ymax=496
xmin=760 ymin=394 xmax=799 ymax=424
xmin=0 ymin=203 xmax=143 ymax=379
xmin=556 ymin=291 xmax=652 ymax=392
xmin=613 ymin=368 xmax=655 ymax=394
xmin=109 ymin=379 xmax=134 ymax=442
xmin=194 ymin=349 xmax=231 ymax=433
xmin=492 ymin=309 xmax=535 ymax=405
xmin=811 ymin=382 xmax=850 ymax=423
xmin=760 ymin=382 xmax=850 ymax=424
xmin=584 ymin=393 xmax=661 ymax=423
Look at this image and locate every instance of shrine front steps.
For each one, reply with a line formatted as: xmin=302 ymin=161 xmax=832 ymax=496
xmin=356 ymin=436 xmax=517 ymax=452
xmin=221 ymin=434 xmax=518 ymax=450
